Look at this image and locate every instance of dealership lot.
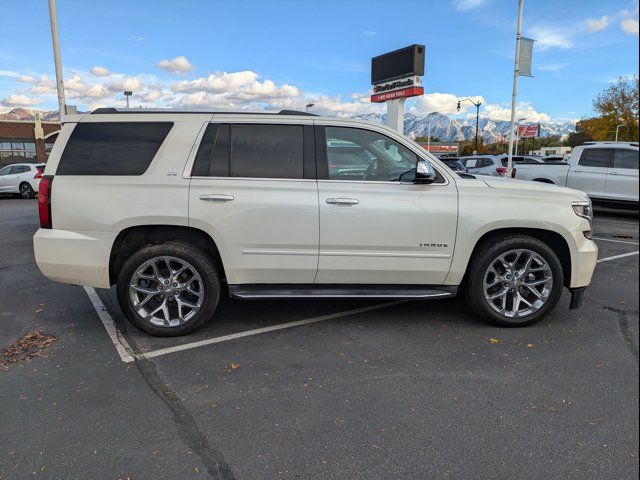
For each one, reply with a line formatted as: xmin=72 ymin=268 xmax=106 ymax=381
xmin=1 ymin=198 xmax=638 ymax=479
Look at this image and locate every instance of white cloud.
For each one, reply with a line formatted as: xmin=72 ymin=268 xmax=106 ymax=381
xmin=455 ymin=0 xmax=488 ymax=11
xmin=0 ymin=70 xmax=20 ymax=79
xmin=538 ymin=63 xmax=567 ymax=72
xmin=362 ymin=31 xmax=377 ymax=36
xmin=109 ymin=76 xmax=143 ymax=92
xmin=30 ymin=75 xmax=55 ymax=95
xmin=481 ymin=102 xmax=551 ymax=123
xmin=529 ymin=26 xmax=573 ymax=50
xmin=621 ymin=18 xmax=639 ymax=35
xmin=585 ymin=15 xmax=609 ymax=32
xmin=1 ymin=94 xmax=40 ymax=107
xmin=157 ymin=56 xmax=195 ymax=74
xmin=171 ymin=71 xmax=300 ymax=105
xmin=410 ymin=93 xmax=484 ymax=115
xmin=90 ymin=66 xmax=111 ymax=77
xmin=18 ymin=75 xmax=35 ymax=83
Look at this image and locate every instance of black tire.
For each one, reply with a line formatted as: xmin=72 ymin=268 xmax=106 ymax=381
xmin=116 ymin=241 xmax=221 ymax=336
xmin=463 ymin=235 xmax=564 ymax=327
xmin=19 ymin=182 xmax=35 ymax=199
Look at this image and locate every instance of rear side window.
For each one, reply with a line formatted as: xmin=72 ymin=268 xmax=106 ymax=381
xmin=57 ymin=122 xmax=173 ymax=175
xmin=578 ymin=148 xmax=613 ymax=168
xmin=613 ymin=149 xmax=639 ymax=170
xmin=231 ymin=124 xmax=304 ymax=179
xmin=192 ymin=123 xmax=230 ymax=177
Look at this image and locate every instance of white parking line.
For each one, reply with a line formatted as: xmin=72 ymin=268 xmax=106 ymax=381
xmin=597 ymin=251 xmax=640 ymax=263
xmin=593 ymin=237 xmax=639 ymax=245
xmin=137 ymin=300 xmax=406 ymax=361
xmin=84 ymin=286 xmax=136 ymax=363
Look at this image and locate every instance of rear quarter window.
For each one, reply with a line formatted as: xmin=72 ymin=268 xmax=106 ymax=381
xmin=57 ymin=122 xmax=173 ymax=175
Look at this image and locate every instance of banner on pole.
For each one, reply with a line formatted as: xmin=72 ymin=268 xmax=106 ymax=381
xmin=518 ymin=37 xmax=535 ymax=77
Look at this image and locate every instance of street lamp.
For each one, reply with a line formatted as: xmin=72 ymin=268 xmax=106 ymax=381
xmin=615 ymin=124 xmax=624 ymax=142
xmin=426 ymin=112 xmax=439 ymax=152
xmin=457 ymin=99 xmax=482 ymax=154
xmin=514 ymin=117 xmax=527 ymax=155
xmin=305 ymin=103 xmax=315 ymax=112
xmin=124 ymin=91 xmax=133 ymax=108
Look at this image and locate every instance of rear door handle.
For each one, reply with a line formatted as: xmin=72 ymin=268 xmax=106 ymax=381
xmin=608 ymin=172 xmax=620 ymax=176
xmin=326 ymin=197 xmax=359 ymax=206
xmin=200 ymin=194 xmax=234 ymax=202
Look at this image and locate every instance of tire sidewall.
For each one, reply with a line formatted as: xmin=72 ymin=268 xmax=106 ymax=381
xmin=469 ymin=238 xmax=564 ymax=327
xmin=116 ymin=243 xmax=220 ymax=336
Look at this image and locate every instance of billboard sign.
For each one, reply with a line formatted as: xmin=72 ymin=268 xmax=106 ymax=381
xmin=518 ymin=124 xmax=539 ymax=138
xmin=371 ymin=86 xmax=424 ymax=103
xmin=371 ymin=44 xmax=425 ymax=85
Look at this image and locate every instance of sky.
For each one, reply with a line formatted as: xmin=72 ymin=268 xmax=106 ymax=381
xmin=0 ymin=0 xmax=638 ymax=123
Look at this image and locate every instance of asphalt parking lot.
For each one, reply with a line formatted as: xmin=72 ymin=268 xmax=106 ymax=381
xmin=1 ymin=197 xmax=638 ymax=480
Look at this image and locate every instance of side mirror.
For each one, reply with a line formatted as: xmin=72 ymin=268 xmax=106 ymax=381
xmin=415 ymin=159 xmax=437 ymax=183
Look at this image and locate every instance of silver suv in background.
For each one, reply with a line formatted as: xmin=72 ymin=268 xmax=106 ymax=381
xmin=460 ymin=155 xmax=543 ymax=178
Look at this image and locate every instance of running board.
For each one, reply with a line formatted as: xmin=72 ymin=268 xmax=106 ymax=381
xmin=228 ymin=284 xmax=458 ymax=300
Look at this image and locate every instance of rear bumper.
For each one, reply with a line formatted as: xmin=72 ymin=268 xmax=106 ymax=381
xmin=33 ymin=228 xmax=116 ymax=288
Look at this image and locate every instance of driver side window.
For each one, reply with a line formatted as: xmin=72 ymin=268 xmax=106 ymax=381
xmin=324 ymin=126 xmax=418 ymax=182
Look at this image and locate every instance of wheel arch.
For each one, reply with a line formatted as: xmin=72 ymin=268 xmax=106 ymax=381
xmin=109 ymin=225 xmax=226 ymax=286
xmin=462 ymin=228 xmax=572 ymax=288
xmin=532 ymin=178 xmax=555 ymax=184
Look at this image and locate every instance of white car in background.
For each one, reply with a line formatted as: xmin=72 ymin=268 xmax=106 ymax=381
xmin=0 ymin=163 xmax=45 ymax=199
xmin=514 ymin=142 xmax=639 ymax=210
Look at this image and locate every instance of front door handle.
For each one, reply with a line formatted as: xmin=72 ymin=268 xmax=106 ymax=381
xmin=326 ymin=197 xmax=359 ymax=206
xmin=200 ymin=194 xmax=234 ymax=202
xmin=608 ymin=172 xmax=620 ymax=176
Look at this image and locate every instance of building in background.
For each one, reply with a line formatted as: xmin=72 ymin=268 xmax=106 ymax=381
xmin=531 ymin=146 xmax=572 ymax=157
xmin=417 ymin=142 xmax=459 ymax=157
xmin=0 ymin=119 xmax=60 ymax=168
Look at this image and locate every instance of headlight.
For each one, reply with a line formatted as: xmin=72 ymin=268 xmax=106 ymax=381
xmin=572 ymin=201 xmax=593 ymax=238
xmin=572 ymin=201 xmax=593 ymax=222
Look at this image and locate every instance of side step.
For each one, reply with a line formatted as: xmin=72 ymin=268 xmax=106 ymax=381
xmin=229 ymin=284 xmax=458 ymax=300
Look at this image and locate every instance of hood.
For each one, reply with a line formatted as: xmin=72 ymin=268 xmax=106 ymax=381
xmin=478 ymin=176 xmax=590 ymax=202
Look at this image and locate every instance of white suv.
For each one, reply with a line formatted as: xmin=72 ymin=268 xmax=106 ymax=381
xmin=34 ymin=109 xmax=598 ymax=336
xmin=0 ymin=163 xmax=45 ymax=198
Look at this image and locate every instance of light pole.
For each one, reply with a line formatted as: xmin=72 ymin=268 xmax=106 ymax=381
xmin=457 ymin=99 xmax=481 ymax=154
xmin=426 ymin=112 xmax=439 ymax=152
xmin=124 ymin=91 xmax=133 ymax=108
xmin=305 ymin=103 xmax=315 ymax=112
xmin=615 ymin=124 xmax=624 ymax=142
xmin=47 ymin=0 xmax=66 ymax=120
xmin=514 ymin=117 xmax=527 ymax=155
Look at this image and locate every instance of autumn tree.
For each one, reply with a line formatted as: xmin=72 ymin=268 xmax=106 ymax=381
xmin=569 ymin=75 xmax=639 ymax=143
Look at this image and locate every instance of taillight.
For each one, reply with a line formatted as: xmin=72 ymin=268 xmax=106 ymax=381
xmin=496 ymin=167 xmax=517 ymax=178
xmin=34 ymin=171 xmax=43 ymax=179
xmin=38 ymin=176 xmax=54 ymax=229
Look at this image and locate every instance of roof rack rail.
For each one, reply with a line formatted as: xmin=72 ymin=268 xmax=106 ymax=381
xmin=90 ymin=107 xmax=317 ymax=116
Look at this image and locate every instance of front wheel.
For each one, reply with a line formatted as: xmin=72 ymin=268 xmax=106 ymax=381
xmin=116 ymin=242 xmax=221 ymax=336
xmin=463 ymin=235 xmax=564 ymax=327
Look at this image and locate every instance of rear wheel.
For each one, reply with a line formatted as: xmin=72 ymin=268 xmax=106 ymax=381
xmin=116 ymin=241 xmax=220 ymax=336
xmin=464 ymin=235 xmax=564 ymax=327
xmin=19 ymin=182 xmax=35 ymax=199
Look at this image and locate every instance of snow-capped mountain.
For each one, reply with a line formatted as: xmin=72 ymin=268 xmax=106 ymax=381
xmin=0 ymin=108 xmax=577 ymax=142
xmin=0 ymin=108 xmax=61 ymax=122
xmin=352 ymin=112 xmax=577 ymax=142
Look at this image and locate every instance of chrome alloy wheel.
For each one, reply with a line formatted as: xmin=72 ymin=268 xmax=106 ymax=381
xmin=483 ymin=249 xmax=553 ymax=319
xmin=128 ymin=256 xmax=204 ymax=327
